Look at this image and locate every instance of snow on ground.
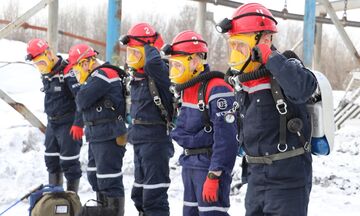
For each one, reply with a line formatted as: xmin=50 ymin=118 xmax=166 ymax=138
xmin=0 ymin=39 xmax=359 ymax=215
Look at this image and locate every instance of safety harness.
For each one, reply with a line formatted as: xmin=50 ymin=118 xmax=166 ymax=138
xmin=127 ymin=61 xmax=175 ymax=133
xmin=174 ymin=71 xmax=225 ymax=156
xmin=83 ymin=64 xmax=127 ymax=127
xmin=231 ymin=51 xmax=311 ymax=164
xmin=244 ymin=74 xmax=311 ymax=165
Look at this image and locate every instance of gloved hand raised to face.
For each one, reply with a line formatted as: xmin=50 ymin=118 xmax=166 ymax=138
xmin=70 ymin=125 xmax=83 ymax=141
xmin=202 ymin=176 xmax=220 ymax=203
xmin=251 ymin=43 xmax=273 ymax=64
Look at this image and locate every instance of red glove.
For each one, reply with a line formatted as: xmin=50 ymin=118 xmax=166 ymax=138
xmin=202 ymin=177 xmax=220 ymax=203
xmin=70 ymin=125 xmax=83 ymax=141
xmin=251 ymin=43 xmax=273 ymax=64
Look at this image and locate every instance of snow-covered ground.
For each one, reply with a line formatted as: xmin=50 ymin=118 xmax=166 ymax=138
xmin=0 ymin=39 xmax=359 ymax=215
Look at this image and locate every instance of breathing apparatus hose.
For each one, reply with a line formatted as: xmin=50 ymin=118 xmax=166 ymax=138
xmin=174 ymin=71 xmax=225 ymax=92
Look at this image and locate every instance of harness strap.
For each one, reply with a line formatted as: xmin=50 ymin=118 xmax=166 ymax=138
xmin=245 ymin=147 xmax=306 ymax=165
xmin=84 ymin=115 xmax=123 ymax=126
xmin=147 ymin=77 xmax=172 ymax=130
xmin=270 ymin=76 xmax=289 ymax=150
xmin=132 ymin=119 xmax=166 ymax=125
xmin=184 ymin=147 xmax=212 ymax=156
xmin=198 ymin=80 xmax=212 ymax=133
xmin=48 ymin=110 xmax=74 ymax=121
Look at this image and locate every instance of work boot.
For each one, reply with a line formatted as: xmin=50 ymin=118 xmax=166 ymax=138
xmin=107 ymin=196 xmax=125 ymax=216
xmin=48 ymin=172 xmax=63 ymax=186
xmin=96 ymin=192 xmax=107 ymax=206
xmin=66 ymin=178 xmax=80 ymax=193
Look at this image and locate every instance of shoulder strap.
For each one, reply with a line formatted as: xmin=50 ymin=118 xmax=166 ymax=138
xmin=93 ymin=63 xmax=127 ymax=79
xmin=198 ymin=79 xmax=212 ymax=133
xmin=147 ymin=76 xmax=173 ymax=131
xmin=270 ymin=75 xmax=289 ymax=151
xmin=270 ymin=75 xmax=310 ymax=152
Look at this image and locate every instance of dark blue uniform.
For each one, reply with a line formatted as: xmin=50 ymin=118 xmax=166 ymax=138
xmin=237 ymin=52 xmax=317 ymax=216
xmin=42 ymin=56 xmax=82 ymax=181
xmin=76 ymin=65 xmax=127 ymax=197
xmin=128 ymin=45 xmax=174 ymax=216
xmin=171 ymin=66 xmax=238 ymax=216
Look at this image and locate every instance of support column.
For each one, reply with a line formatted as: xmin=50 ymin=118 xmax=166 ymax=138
xmin=48 ymin=0 xmax=59 ymax=53
xmin=303 ymin=0 xmax=316 ymax=68
xmin=195 ymin=2 xmax=206 ymax=37
xmin=106 ymin=0 xmax=122 ymax=65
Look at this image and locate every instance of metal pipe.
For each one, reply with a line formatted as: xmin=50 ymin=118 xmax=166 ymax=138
xmin=0 ymin=0 xmax=54 ymax=39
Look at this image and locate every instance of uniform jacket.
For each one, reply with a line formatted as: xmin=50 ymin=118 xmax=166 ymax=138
xmin=128 ymin=45 xmax=173 ymax=144
xmin=238 ymin=51 xmax=317 ymax=189
xmin=42 ymin=56 xmax=82 ymax=126
xmin=171 ymin=66 xmax=238 ymax=174
xmin=76 ymin=64 xmax=127 ymax=142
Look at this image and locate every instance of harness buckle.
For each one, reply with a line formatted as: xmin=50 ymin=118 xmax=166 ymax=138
xmin=277 ymin=143 xmax=288 ymax=152
xmin=276 ymin=99 xmax=288 ymax=115
xmin=304 ymin=142 xmax=311 ymax=152
xmin=96 ymin=106 xmax=102 ymax=112
xmin=204 ymin=125 xmax=212 ymax=133
xmin=198 ymin=100 xmax=205 ymax=111
xmin=59 ymin=74 xmax=64 ymax=83
xmin=153 ymin=96 xmax=162 ymax=106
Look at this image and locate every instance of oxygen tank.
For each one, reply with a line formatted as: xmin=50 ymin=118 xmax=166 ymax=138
xmin=307 ymin=71 xmax=335 ymax=155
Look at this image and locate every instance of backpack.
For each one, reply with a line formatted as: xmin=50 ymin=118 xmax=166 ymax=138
xmin=29 ymin=185 xmax=82 ymax=216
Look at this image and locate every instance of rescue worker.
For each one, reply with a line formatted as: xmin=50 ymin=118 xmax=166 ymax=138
xmin=216 ymin=3 xmax=317 ymax=215
xmin=67 ymin=44 xmax=127 ymax=216
xmin=162 ymin=30 xmax=238 ymax=216
xmin=119 ymin=22 xmax=174 ymax=216
xmin=26 ymin=38 xmax=82 ymax=193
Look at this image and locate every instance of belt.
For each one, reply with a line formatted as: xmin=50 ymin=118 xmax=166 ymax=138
xmin=184 ymin=147 xmax=212 ymax=156
xmin=48 ymin=111 xmax=74 ymax=121
xmin=132 ymin=119 xmax=166 ymax=125
xmin=245 ymin=147 xmax=307 ymax=165
xmin=84 ymin=115 xmax=123 ymax=126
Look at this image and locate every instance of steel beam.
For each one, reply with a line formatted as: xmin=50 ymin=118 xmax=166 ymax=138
xmin=189 ymin=0 xmax=360 ymax=28
xmin=316 ymin=0 xmax=360 ymax=16
xmin=318 ymin=0 xmax=360 ymax=64
xmin=0 ymin=0 xmax=54 ymax=39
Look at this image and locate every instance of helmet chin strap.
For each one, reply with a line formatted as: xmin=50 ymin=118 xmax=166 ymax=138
xmin=238 ymin=32 xmax=263 ymax=74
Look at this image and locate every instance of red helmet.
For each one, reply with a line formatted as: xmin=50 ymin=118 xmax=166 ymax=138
xmin=229 ymin=3 xmax=277 ymax=35
xmin=67 ymin=43 xmax=97 ymax=66
xmin=26 ymin=38 xmax=49 ymax=60
xmin=171 ymin=30 xmax=208 ymax=54
xmin=124 ymin=22 xmax=161 ymax=47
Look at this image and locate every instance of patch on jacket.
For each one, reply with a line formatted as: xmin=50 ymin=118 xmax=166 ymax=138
xmin=217 ymin=98 xmax=228 ymax=110
xmin=54 ymin=86 xmax=62 ymax=92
